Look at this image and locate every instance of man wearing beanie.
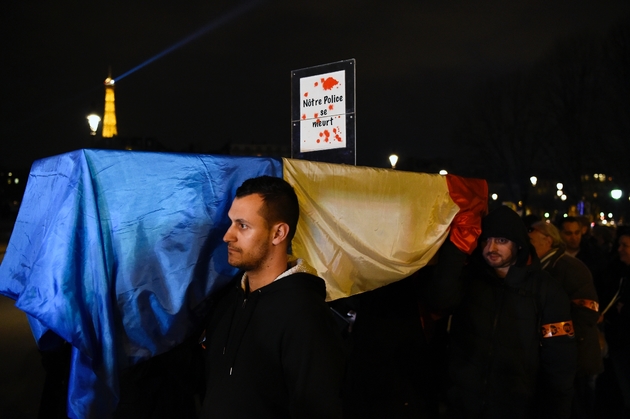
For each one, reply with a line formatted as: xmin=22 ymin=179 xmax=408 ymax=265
xmin=439 ymin=206 xmax=577 ymax=418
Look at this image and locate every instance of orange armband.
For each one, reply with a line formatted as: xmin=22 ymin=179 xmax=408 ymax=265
xmin=541 ymin=321 xmax=574 ymax=338
xmin=572 ymin=299 xmax=599 ymax=312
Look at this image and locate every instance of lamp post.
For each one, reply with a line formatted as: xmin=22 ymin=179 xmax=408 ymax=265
xmin=87 ymin=114 xmax=101 ymax=136
xmin=389 ymin=154 xmax=398 ymax=169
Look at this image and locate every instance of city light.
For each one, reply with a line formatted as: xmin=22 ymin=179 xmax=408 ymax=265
xmin=556 ymin=183 xmax=563 ymax=190
xmin=491 ymin=193 xmax=498 ymax=200
xmin=530 ymin=176 xmax=537 ymax=186
xmin=611 ymin=189 xmax=622 ymax=200
xmin=87 ymin=114 xmax=101 ymax=136
xmin=439 ymin=170 xmax=448 ymax=175
xmin=388 ymin=154 xmax=398 ymax=169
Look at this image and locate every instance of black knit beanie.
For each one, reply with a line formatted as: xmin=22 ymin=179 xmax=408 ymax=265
xmin=480 ymin=205 xmax=529 ymax=250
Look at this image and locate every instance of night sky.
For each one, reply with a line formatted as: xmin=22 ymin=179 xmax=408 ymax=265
xmin=2 ymin=0 xmax=629 ymax=170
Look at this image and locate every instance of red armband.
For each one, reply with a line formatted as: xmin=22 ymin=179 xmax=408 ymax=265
xmin=572 ymin=299 xmax=599 ymax=312
xmin=541 ymin=321 xmax=574 ymax=338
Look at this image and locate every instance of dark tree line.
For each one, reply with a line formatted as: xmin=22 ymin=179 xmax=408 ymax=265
xmin=452 ymin=16 xmax=630 ymax=212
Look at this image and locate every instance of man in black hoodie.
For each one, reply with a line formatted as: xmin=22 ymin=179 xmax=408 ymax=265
xmin=200 ymin=176 xmax=345 ymax=419
xmin=441 ymin=206 xmax=577 ymax=418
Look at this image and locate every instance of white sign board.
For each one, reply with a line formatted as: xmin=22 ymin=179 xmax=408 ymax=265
xmin=298 ymin=70 xmax=347 ymax=152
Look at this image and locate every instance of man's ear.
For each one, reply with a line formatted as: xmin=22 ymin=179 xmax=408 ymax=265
xmin=272 ymin=223 xmax=290 ymax=246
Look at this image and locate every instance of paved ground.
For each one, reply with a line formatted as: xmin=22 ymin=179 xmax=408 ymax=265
xmin=0 ymin=218 xmax=46 ymax=418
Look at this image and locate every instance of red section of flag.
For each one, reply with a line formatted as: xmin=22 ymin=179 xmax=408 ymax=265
xmin=445 ymin=175 xmax=488 ymax=255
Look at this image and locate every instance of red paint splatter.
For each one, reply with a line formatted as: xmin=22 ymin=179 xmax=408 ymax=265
xmin=314 ymin=81 xmax=319 ymax=87
xmin=302 ymin=114 xmax=306 ymax=120
xmin=333 ymin=127 xmax=343 ymax=142
xmin=328 ymin=104 xmax=334 ymax=111
xmin=321 ymin=77 xmax=339 ymax=90
xmin=323 ymin=129 xmax=331 ymax=142
xmin=317 ymin=139 xmax=320 ymax=143
xmin=304 ymin=92 xmax=309 ymax=97
xmin=314 ymin=113 xmax=319 ymax=119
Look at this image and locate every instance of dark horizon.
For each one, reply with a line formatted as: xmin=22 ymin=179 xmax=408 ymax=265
xmin=2 ymin=1 xmax=630 ymax=172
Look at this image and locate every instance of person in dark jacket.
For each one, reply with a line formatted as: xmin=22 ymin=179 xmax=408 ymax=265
xmin=200 ymin=176 xmax=345 ymax=419
xmin=435 ymin=206 xmax=577 ymax=419
xmin=558 ymin=217 xmax=607 ymax=289
xmin=528 ymin=221 xmax=603 ymax=418
xmin=598 ymin=226 xmax=630 ymax=417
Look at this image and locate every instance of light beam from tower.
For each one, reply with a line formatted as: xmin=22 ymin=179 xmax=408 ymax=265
xmin=102 ymin=74 xmax=118 ymax=138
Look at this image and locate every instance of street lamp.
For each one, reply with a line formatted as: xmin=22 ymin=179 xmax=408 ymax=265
xmin=389 ymin=154 xmax=398 ymax=169
xmin=530 ymin=176 xmax=537 ymax=187
xmin=87 ymin=114 xmax=101 ymax=136
xmin=611 ymin=189 xmax=622 ymax=200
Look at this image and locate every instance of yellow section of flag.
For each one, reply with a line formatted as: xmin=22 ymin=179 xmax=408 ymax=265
xmin=283 ymin=158 xmax=460 ymax=301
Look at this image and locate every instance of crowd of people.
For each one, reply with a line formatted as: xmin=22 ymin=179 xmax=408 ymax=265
xmin=37 ymin=176 xmax=629 ymax=418
xmin=195 ymin=179 xmax=630 ymax=418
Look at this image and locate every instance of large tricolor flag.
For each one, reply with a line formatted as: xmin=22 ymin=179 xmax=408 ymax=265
xmin=0 ymin=149 xmax=486 ymax=418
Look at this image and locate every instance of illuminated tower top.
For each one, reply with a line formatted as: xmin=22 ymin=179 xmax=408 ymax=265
xmin=102 ymin=75 xmax=118 ymax=138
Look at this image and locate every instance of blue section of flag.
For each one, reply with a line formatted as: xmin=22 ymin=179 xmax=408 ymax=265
xmin=0 ymin=149 xmax=282 ymax=418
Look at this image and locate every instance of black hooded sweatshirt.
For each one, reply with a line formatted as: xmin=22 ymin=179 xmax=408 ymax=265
xmin=201 ymin=271 xmax=345 ymax=419
xmin=436 ymin=206 xmax=577 ymax=419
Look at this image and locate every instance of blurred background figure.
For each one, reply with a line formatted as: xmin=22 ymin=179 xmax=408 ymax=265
xmin=528 ymin=221 xmax=603 ymax=419
xmin=559 ymin=217 xmax=607 ymax=290
xmin=597 ymin=226 xmax=630 ymax=418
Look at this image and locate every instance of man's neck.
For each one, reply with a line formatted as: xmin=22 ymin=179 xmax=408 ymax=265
xmin=494 ymin=266 xmax=510 ymax=279
xmin=246 ymin=254 xmax=289 ymax=292
xmin=565 ymin=248 xmax=579 ymax=257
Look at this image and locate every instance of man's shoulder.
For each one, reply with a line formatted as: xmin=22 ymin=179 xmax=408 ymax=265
xmin=556 ymin=253 xmax=592 ymax=276
xmin=265 ymin=272 xmax=327 ymax=299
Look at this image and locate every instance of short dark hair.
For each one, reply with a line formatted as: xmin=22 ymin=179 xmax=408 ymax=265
xmin=235 ymin=176 xmax=299 ymax=241
xmin=615 ymin=226 xmax=630 ymax=248
xmin=558 ymin=216 xmax=580 ymax=230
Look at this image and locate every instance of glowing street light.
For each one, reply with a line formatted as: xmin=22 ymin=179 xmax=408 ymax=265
xmin=611 ymin=189 xmax=623 ymax=200
xmin=439 ymin=170 xmax=448 ymax=176
xmin=389 ymin=154 xmax=398 ymax=169
xmin=530 ymin=176 xmax=537 ymax=187
xmin=491 ymin=193 xmax=498 ymax=201
xmin=556 ymin=183 xmax=563 ymax=190
xmin=87 ymin=114 xmax=101 ymax=136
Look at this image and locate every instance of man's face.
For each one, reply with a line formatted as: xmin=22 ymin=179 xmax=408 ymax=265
xmin=482 ymin=237 xmax=519 ymax=270
xmin=223 ymin=194 xmax=273 ymax=272
xmin=560 ymin=221 xmax=582 ymax=252
xmin=619 ymin=235 xmax=630 ymax=266
xmin=528 ymin=228 xmax=552 ymax=258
